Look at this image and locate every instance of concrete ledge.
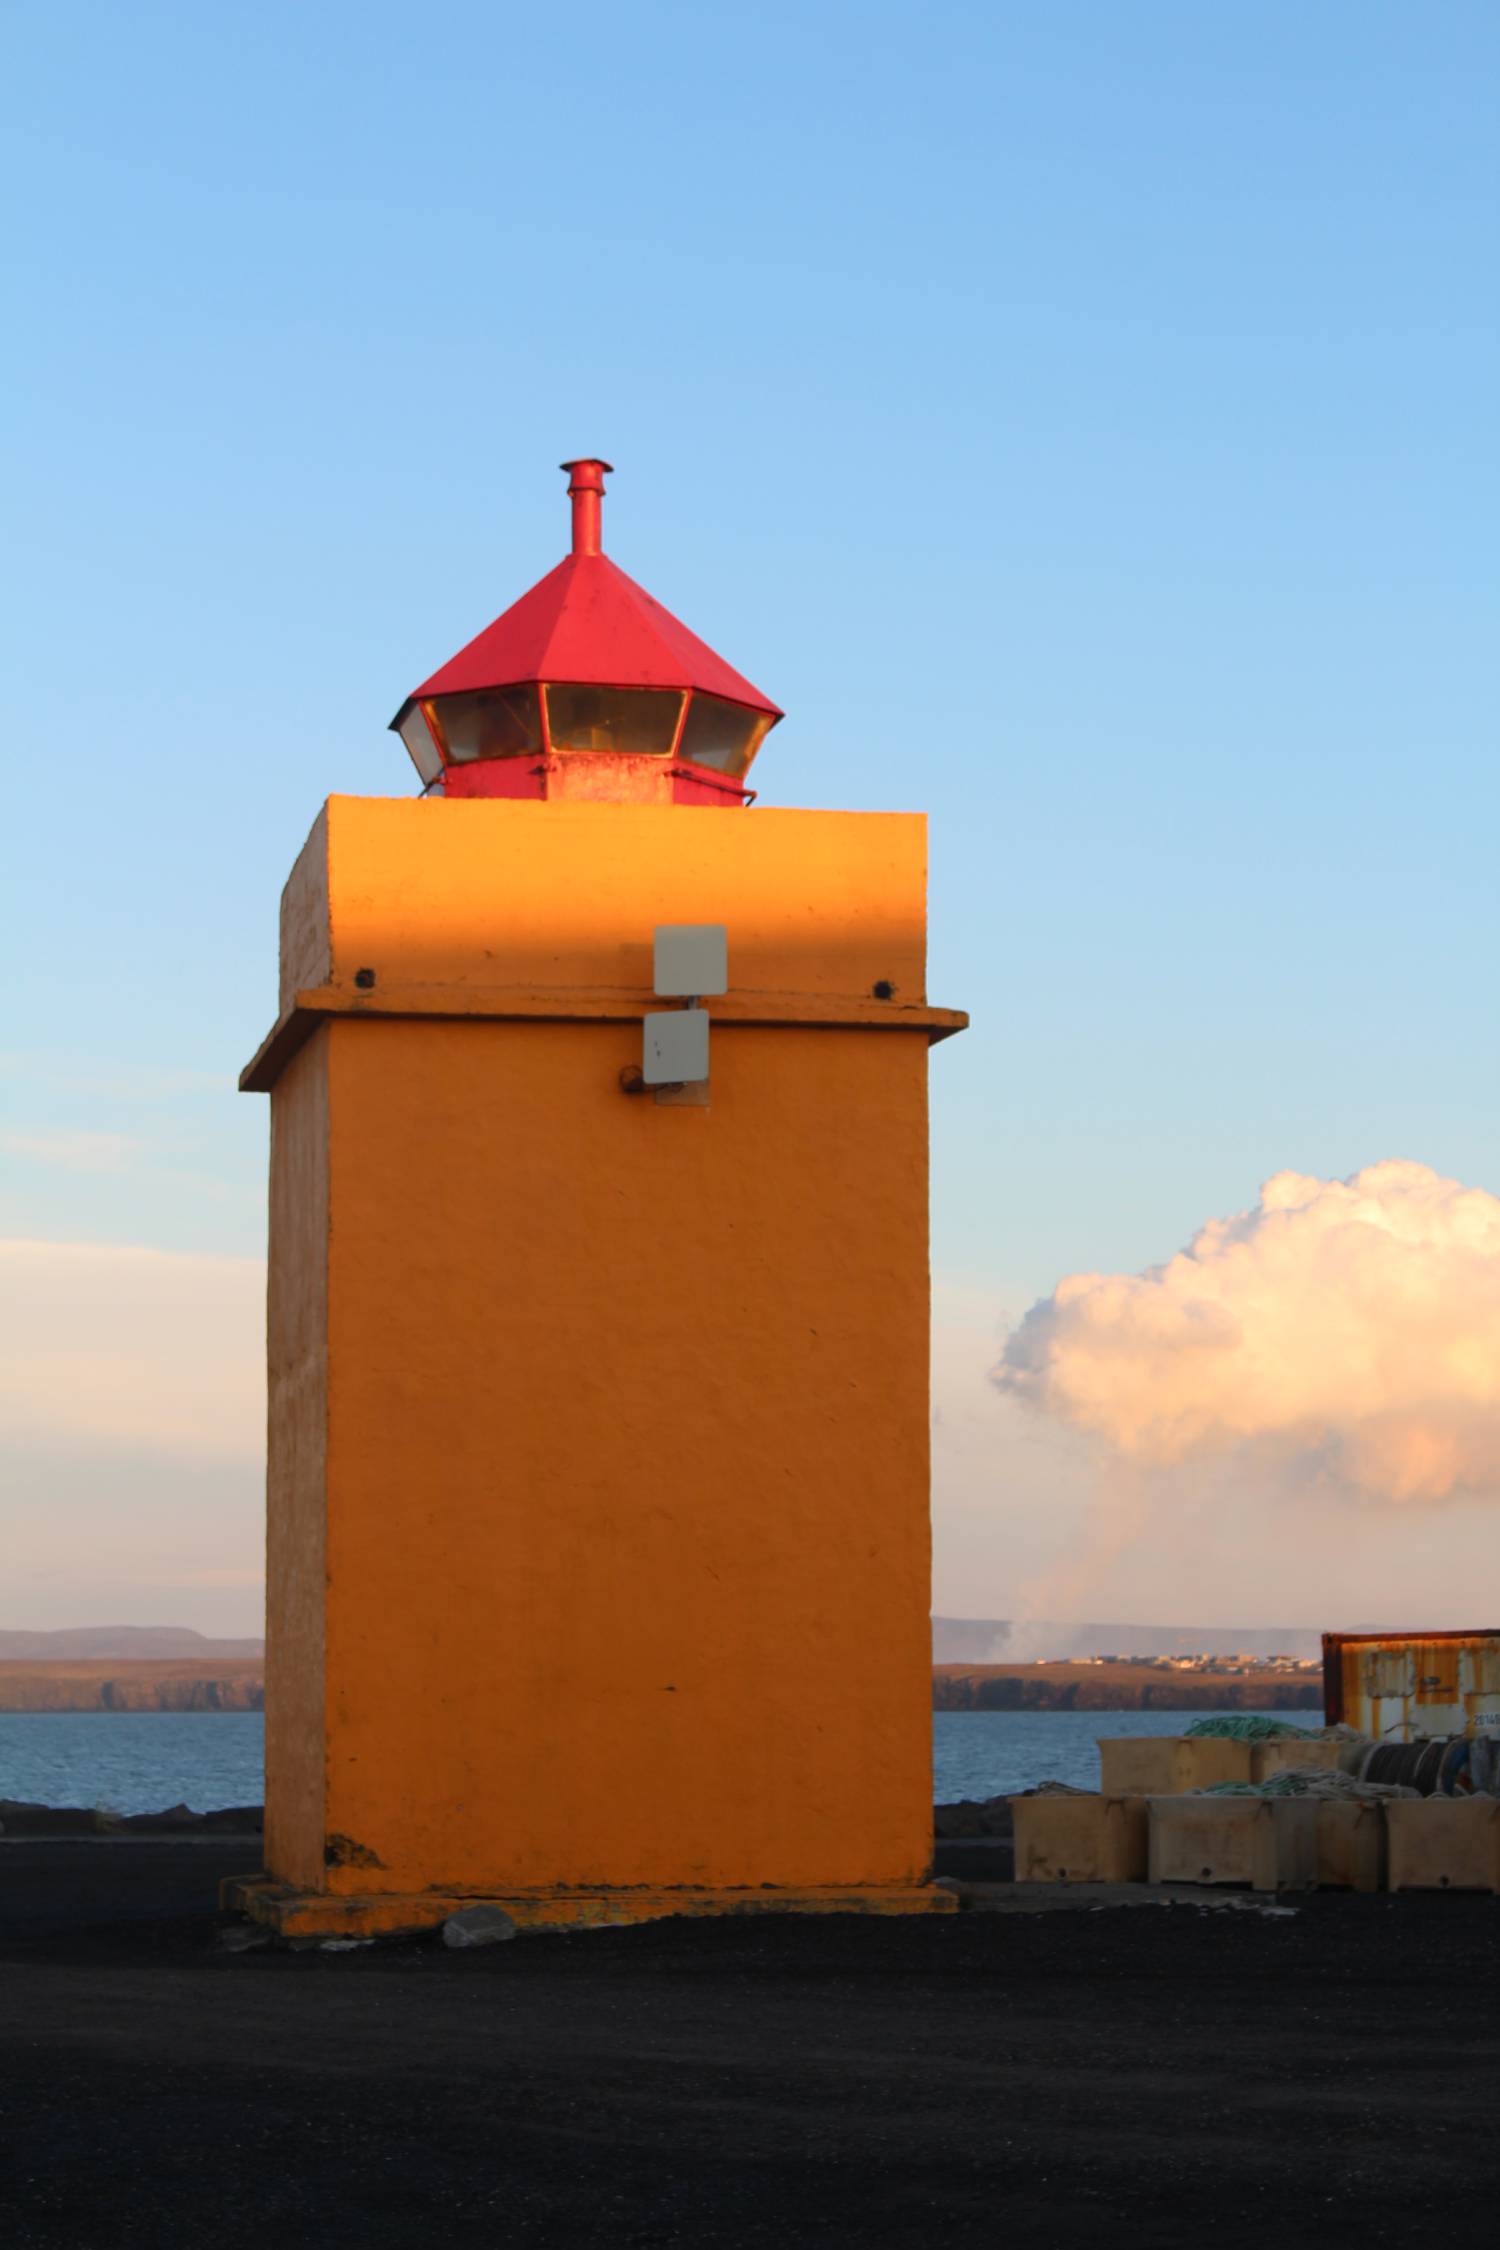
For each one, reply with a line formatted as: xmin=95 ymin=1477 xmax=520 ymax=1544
xmin=241 ymin=984 xmax=969 ymax=1091
xmin=1012 ymin=1794 xmax=1148 ymax=1884
xmin=221 ymin=1875 xmax=958 ymax=1937
xmin=1252 ymin=1737 xmax=1350 ymax=1783
xmin=1387 ymin=1797 xmax=1500 ymax=1893
xmin=936 ymin=1880 xmax=1300 ymax=1915
xmin=1148 ymin=1796 xmax=1319 ymax=1892
xmin=1099 ymin=1737 xmax=1254 ymax=1795
xmin=1315 ymin=1800 xmax=1386 ymax=1893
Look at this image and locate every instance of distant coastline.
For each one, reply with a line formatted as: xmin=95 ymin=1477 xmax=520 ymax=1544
xmin=0 ymin=1657 xmax=1321 ymax=1716
xmin=0 ymin=1661 xmax=264 ymax=1713
xmin=931 ymin=1618 xmax=1327 ymax=1663
xmin=934 ymin=1662 xmax=1322 ymax=1713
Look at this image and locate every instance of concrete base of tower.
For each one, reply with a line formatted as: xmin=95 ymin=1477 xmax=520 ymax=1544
xmin=220 ymin=1874 xmax=957 ymax=1938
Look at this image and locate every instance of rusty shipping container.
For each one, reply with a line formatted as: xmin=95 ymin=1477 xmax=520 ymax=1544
xmin=1323 ymin=1631 xmax=1500 ymax=1741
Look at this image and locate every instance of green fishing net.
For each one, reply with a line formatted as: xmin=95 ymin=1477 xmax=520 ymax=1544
xmin=1183 ymin=1715 xmax=1313 ymax=1741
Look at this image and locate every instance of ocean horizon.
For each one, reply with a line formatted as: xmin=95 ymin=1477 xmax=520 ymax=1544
xmin=0 ymin=1707 xmax=1327 ymax=1818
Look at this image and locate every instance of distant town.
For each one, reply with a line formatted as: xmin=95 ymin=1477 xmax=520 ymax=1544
xmin=933 ymin=1656 xmax=1324 ymax=1713
xmin=1047 ymin=1653 xmax=1320 ymax=1675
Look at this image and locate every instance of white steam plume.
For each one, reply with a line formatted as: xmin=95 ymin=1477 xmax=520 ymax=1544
xmin=994 ymin=1161 xmax=1500 ymax=1503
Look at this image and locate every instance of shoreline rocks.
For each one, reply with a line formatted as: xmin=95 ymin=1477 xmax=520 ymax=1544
xmin=0 ymin=1798 xmax=263 ymax=1837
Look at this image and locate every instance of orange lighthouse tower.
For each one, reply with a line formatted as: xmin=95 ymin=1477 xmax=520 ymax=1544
xmin=234 ymin=463 xmax=966 ymax=1937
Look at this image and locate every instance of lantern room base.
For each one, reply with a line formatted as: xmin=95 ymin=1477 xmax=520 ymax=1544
xmin=221 ymin=1874 xmax=957 ymax=1939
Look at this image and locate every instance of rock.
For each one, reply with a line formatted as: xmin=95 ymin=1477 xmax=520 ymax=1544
xmin=934 ymin=1800 xmax=988 ymax=1839
xmin=319 ymin=1938 xmax=374 ymax=1952
xmin=218 ymin=1924 xmax=270 ymax=1952
xmin=0 ymin=1799 xmax=117 ymax=1836
xmin=933 ymin=1837 xmax=1015 ymax=1881
xmin=442 ymin=1905 xmax=517 ymax=1949
xmin=934 ymin=1796 xmax=1014 ymax=1840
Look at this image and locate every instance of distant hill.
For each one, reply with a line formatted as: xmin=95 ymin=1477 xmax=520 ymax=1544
xmin=0 ymin=1626 xmax=265 ymax=1661
xmin=933 ymin=1660 xmax=1322 ymax=1713
xmin=933 ymin=1617 xmax=1326 ymax=1663
xmin=0 ymin=1659 xmax=263 ymax=1712
xmin=0 ymin=1619 xmax=1340 ymax=1664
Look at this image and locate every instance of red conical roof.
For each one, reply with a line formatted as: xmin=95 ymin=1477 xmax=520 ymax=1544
xmin=412 ymin=548 xmax=781 ymax=717
xmin=402 ymin=461 xmax=781 ymax=732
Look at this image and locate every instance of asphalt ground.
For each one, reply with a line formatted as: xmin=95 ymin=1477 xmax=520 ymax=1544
xmin=2 ymin=1840 xmax=1497 ymax=2249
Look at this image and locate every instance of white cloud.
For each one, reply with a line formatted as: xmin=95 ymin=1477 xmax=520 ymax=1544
xmin=934 ymin=1245 xmax=1500 ymax=1632
xmin=0 ymin=1240 xmax=265 ymax=1461
xmin=995 ymin=1160 xmax=1500 ymax=1503
xmin=0 ymin=1052 xmax=228 ymax=1101
xmin=930 ymin=1280 xmax=1100 ymax=1616
xmin=1 ymin=1130 xmax=143 ymax=1173
xmin=7 ymin=1202 xmax=1497 ymax=1642
xmin=0 ymin=1242 xmax=266 ymax=1631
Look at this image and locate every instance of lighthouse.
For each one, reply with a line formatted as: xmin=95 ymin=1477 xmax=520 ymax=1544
xmin=390 ymin=458 xmax=780 ymax=808
xmin=233 ymin=462 xmax=966 ymax=1936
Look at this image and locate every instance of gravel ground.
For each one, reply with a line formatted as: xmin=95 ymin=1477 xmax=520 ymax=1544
xmin=2 ymin=1839 xmax=1496 ymax=2249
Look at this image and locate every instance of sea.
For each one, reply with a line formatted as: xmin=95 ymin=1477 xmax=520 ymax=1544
xmin=0 ymin=1707 xmax=1324 ymax=1817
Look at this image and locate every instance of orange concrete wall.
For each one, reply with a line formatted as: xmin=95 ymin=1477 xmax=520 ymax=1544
xmin=263 ymin=797 xmax=939 ymax=1897
xmin=297 ymin=795 xmax=926 ymax=1003
xmin=277 ymin=805 xmax=331 ymax=1016
xmin=263 ymin=1034 xmax=329 ymax=1887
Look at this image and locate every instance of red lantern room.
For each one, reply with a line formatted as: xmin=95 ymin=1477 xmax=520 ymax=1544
xmin=390 ymin=460 xmax=782 ymax=807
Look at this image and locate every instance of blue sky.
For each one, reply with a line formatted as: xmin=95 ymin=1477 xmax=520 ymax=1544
xmin=3 ymin=2 xmax=1496 ymax=1630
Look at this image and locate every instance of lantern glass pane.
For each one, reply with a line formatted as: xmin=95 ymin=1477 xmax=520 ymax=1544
xmin=676 ymin=695 xmax=771 ymax=777
xmin=396 ymin=702 xmax=445 ymax=786
xmin=544 ymin=684 xmax=683 ymax=756
xmin=433 ymin=685 xmax=542 ymax=763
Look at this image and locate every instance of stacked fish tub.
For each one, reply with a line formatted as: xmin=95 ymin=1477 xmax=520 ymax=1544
xmin=1002 ymin=1720 xmax=1500 ymax=1895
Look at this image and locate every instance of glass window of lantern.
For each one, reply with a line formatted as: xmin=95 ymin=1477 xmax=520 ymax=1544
xmin=544 ymin=684 xmax=683 ymax=756
xmin=396 ymin=701 xmax=445 ymax=786
xmin=676 ymin=695 xmax=773 ymax=777
xmin=434 ymin=686 xmax=543 ymax=763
